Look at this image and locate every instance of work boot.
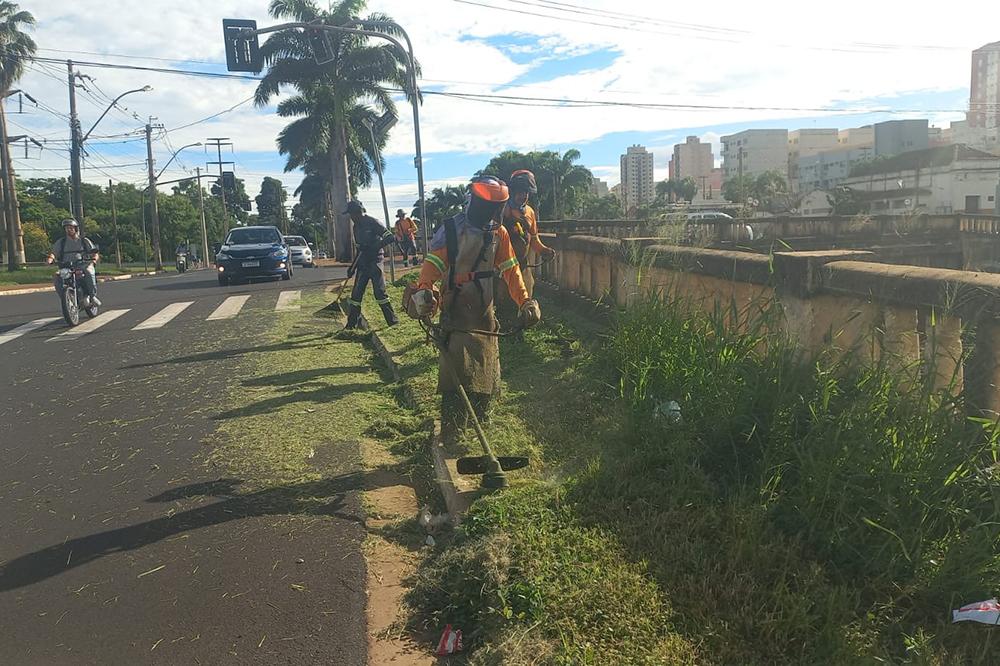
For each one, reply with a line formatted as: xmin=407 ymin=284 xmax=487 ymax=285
xmin=380 ymin=302 xmax=399 ymax=326
xmin=345 ymin=303 xmax=363 ymax=329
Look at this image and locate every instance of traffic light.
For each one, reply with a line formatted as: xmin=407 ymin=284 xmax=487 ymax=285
xmin=222 ymin=171 xmax=236 ymax=189
xmin=307 ymin=28 xmax=335 ymax=65
xmin=223 ymin=19 xmax=262 ymax=73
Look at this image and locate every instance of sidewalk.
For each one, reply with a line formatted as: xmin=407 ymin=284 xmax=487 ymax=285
xmin=0 ymin=269 xmax=174 ymax=296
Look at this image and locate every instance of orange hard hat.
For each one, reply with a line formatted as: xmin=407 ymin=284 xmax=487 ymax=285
xmin=469 ymin=176 xmax=509 ymax=203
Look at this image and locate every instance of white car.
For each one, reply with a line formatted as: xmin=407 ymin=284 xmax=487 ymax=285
xmin=284 ymin=235 xmax=314 ymax=267
xmin=686 ymin=211 xmax=734 ymax=221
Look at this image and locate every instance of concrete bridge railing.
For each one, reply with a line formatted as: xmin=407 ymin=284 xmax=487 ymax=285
xmin=537 ymin=233 xmax=1000 ymax=415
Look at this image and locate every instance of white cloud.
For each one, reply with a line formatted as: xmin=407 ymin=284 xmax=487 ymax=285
xmin=8 ymin=0 xmax=991 ymax=213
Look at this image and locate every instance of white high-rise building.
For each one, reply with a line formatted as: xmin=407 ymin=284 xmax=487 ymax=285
xmin=970 ymin=41 xmax=1000 ymax=130
xmin=620 ymin=145 xmax=655 ymax=212
xmin=721 ymin=129 xmax=789 ymax=182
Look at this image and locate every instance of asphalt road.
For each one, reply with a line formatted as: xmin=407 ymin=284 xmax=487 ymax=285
xmin=0 ymin=266 xmax=373 ymax=665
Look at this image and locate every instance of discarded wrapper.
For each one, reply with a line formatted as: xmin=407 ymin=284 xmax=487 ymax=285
xmin=435 ymin=624 xmax=463 ymax=656
xmin=952 ymin=598 xmax=1000 ymax=625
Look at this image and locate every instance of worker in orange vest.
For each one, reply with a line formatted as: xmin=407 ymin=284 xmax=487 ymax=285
xmin=394 ymin=209 xmax=419 ymax=267
xmin=407 ymin=176 xmax=541 ymax=442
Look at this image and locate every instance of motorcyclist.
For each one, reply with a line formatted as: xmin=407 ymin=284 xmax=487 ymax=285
xmin=344 ymin=201 xmax=400 ymax=329
xmin=407 ymin=176 xmax=541 ymax=443
xmin=46 ymin=218 xmax=101 ymax=307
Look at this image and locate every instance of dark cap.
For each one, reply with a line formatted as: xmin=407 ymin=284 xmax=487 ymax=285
xmin=343 ymin=201 xmax=365 ymax=215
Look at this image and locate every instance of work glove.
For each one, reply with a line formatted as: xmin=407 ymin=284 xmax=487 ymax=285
xmin=518 ymin=299 xmax=541 ymax=328
xmin=410 ymin=289 xmax=437 ymax=318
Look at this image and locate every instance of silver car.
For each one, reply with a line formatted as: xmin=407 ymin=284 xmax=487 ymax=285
xmin=284 ymin=235 xmax=314 ymax=267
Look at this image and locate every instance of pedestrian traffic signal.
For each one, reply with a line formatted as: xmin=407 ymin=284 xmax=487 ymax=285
xmin=223 ymin=19 xmax=262 ymax=73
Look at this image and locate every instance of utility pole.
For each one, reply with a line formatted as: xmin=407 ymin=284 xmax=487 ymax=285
xmin=145 ymin=117 xmax=164 ymax=270
xmin=109 ymin=179 xmax=121 ymax=267
xmin=0 ymin=101 xmax=20 ymax=269
xmin=195 ymin=167 xmax=210 ymax=268
xmin=205 ymin=137 xmax=233 ymax=227
xmin=140 ymin=198 xmax=148 ymax=273
xmin=67 ymin=61 xmax=85 ymax=223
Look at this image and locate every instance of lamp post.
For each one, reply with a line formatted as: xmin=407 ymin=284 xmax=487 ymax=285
xmin=69 ymin=79 xmax=151 ymax=222
xmin=145 ymin=141 xmax=202 ymax=270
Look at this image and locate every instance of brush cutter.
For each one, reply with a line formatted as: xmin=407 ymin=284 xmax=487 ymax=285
xmin=420 ymin=317 xmax=529 ymax=489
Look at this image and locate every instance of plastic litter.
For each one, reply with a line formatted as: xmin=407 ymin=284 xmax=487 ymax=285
xmin=435 ymin=624 xmax=463 ymax=656
xmin=418 ymin=506 xmax=450 ymax=533
xmin=654 ymin=399 xmax=682 ymax=424
xmin=953 ymin=598 xmax=1000 ymax=625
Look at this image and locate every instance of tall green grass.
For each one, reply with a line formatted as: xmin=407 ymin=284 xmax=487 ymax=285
xmin=608 ymin=293 xmax=1000 ymax=661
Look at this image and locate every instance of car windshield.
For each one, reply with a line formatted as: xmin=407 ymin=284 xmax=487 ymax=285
xmin=285 ymin=236 xmax=307 ymax=247
xmin=226 ymin=228 xmax=282 ymax=245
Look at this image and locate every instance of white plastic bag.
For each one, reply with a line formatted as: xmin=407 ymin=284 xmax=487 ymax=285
xmin=952 ymin=598 xmax=1000 ymax=625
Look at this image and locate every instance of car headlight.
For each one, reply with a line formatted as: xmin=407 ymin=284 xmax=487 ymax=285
xmin=217 ymin=252 xmax=232 ymax=261
xmin=270 ymin=249 xmax=287 ymax=258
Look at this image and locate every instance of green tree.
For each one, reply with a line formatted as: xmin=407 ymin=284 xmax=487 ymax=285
xmin=573 ymin=193 xmax=622 ymax=220
xmin=211 ymin=175 xmax=251 ymax=225
xmin=478 ymin=149 xmax=592 ymax=220
xmin=827 ymin=186 xmax=867 ymax=216
xmin=255 ymin=0 xmax=415 ymax=260
xmin=20 ymin=220 xmax=47 ymax=260
xmin=418 ymin=185 xmax=466 ymax=232
xmin=255 ymin=176 xmax=287 ymax=230
xmin=655 ymin=179 xmax=673 ymax=203
xmin=677 ymin=177 xmax=698 ymax=203
xmin=0 ymin=1 xmax=36 ymax=269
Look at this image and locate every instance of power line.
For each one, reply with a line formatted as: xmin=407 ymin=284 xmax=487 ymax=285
xmin=167 ymin=96 xmax=256 ymax=132
xmin=28 ymin=55 xmax=261 ymax=82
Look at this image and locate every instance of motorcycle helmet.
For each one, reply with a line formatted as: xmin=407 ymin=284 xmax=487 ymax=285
xmin=61 ymin=218 xmax=80 ymax=228
xmin=466 ymin=176 xmax=509 ymax=231
xmin=509 ymin=169 xmax=537 ymax=195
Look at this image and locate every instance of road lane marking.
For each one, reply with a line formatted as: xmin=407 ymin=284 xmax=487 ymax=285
xmin=47 ymin=309 xmax=131 ymax=341
xmin=132 ymin=301 xmax=194 ymax=330
xmin=275 ymin=290 xmax=301 ymax=311
xmin=207 ymin=295 xmax=251 ymax=321
xmin=0 ymin=317 xmax=60 ymax=345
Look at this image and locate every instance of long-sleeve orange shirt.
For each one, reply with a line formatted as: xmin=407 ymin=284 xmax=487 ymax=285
xmin=418 ymin=219 xmax=529 ymax=307
xmin=504 ymin=204 xmax=550 ymax=254
xmin=394 ymin=216 xmax=418 ymax=241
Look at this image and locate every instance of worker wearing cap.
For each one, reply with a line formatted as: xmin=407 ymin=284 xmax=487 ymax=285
xmin=407 ymin=176 xmax=541 ymax=442
xmin=343 ymin=200 xmax=399 ymax=329
xmin=394 ymin=209 xmax=419 ymax=267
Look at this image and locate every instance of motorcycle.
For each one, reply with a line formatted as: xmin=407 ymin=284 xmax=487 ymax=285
xmin=57 ymin=260 xmax=100 ymax=326
xmin=175 ymin=252 xmax=188 ymax=273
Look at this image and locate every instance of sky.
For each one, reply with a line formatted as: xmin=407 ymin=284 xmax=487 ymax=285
xmin=8 ymin=0 xmax=995 ymax=220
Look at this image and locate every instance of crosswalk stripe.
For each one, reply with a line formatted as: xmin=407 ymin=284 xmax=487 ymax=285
xmin=133 ymin=301 xmax=194 ymax=330
xmin=207 ymin=295 xmax=251 ymax=321
xmin=48 ymin=309 xmax=131 ymax=342
xmin=275 ymin=290 xmax=301 ymax=311
xmin=0 ymin=317 xmax=60 ymax=346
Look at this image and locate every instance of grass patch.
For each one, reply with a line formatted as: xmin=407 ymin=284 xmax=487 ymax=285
xmin=379 ymin=277 xmax=998 ymax=663
xmin=0 ymin=263 xmax=170 ymax=287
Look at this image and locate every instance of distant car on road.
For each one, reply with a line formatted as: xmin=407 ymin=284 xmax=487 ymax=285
xmin=686 ymin=211 xmax=733 ymax=221
xmin=216 ymin=225 xmax=292 ymax=286
xmin=284 ymin=235 xmax=314 ymax=268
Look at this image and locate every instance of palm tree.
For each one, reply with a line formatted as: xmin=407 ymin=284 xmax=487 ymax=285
xmin=0 ymin=1 xmax=35 ymax=270
xmin=255 ymin=0 xmax=415 ymax=260
xmin=417 ymin=185 xmax=467 ymax=232
xmin=543 ymin=149 xmax=591 ymax=220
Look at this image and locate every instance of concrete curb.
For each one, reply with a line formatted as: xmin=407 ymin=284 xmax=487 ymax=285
xmin=429 ymin=420 xmax=481 ymax=526
xmin=0 ymin=270 xmax=168 ymax=296
xmin=367 ymin=326 xmax=480 ymax=525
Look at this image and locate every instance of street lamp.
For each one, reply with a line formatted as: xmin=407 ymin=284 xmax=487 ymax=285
xmin=156 ymin=142 xmax=203 ymax=179
xmin=70 ymin=83 xmax=152 ymax=222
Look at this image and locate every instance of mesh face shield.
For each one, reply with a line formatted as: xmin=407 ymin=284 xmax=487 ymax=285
xmin=467 ymin=194 xmax=504 ymax=230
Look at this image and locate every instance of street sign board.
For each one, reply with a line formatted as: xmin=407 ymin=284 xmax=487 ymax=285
xmin=223 ymin=19 xmax=262 ymax=73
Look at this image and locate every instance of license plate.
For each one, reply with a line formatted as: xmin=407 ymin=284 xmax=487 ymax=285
xmin=241 ymin=261 xmax=260 ymax=268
